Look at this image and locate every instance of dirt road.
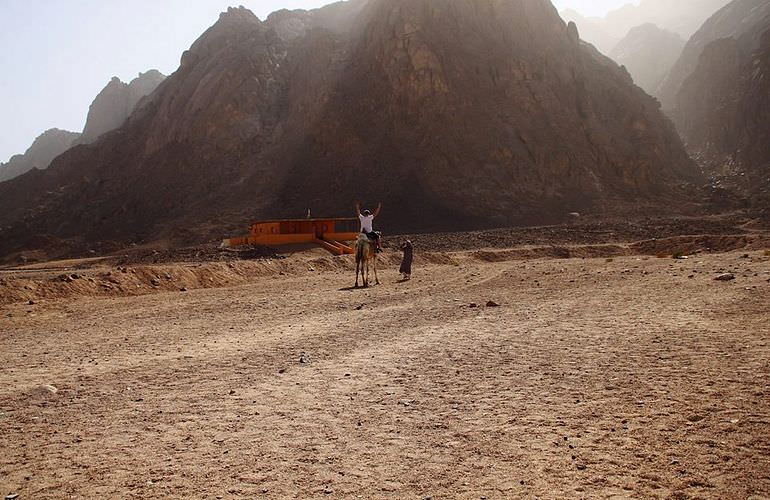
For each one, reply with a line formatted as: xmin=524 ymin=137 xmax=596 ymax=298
xmin=1 ymin=250 xmax=769 ymax=498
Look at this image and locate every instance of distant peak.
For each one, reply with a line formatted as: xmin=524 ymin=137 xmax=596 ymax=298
xmin=184 ymin=6 xmax=264 ymax=67
xmin=131 ymin=70 xmax=166 ymax=86
xmin=39 ymin=128 xmax=79 ymax=137
xmin=630 ymin=22 xmax=664 ymax=33
xmin=219 ymin=5 xmax=258 ymax=22
xmin=139 ymin=69 xmax=164 ymax=78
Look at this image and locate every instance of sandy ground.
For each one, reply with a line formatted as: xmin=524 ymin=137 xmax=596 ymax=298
xmin=1 ymin=249 xmax=769 ymax=498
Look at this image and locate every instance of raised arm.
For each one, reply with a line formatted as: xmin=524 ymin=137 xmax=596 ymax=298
xmin=373 ymin=202 xmax=382 ymax=218
xmin=355 ymin=202 xmax=361 ymax=217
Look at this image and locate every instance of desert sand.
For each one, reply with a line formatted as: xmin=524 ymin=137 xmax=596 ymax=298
xmin=1 ymin=231 xmax=769 ymax=498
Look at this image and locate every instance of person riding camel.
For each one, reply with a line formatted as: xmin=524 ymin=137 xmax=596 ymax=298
xmin=356 ymin=202 xmax=382 ymax=253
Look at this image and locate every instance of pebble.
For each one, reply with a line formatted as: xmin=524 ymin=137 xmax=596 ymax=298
xmin=486 ymin=300 xmax=500 ymax=307
xmin=714 ymin=274 xmax=735 ymax=281
xmin=35 ymin=384 xmax=58 ymax=395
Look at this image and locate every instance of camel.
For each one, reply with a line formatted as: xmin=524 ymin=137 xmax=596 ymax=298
xmin=355 ymin=234 xmax=379 ymax=288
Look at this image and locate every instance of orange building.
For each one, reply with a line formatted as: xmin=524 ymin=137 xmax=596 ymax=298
xmin=222 ymin=218 xmax=360 ymax=255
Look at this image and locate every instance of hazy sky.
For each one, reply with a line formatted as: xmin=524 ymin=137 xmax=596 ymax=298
xmin=0 ymin=0 xmax=637 ymax=163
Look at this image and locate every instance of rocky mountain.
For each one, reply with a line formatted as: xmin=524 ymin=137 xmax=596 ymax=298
xmin=603 ymin=0 xmax=732 ymax=40
xmin=609 ymin=24 xmax=685 ymax=96
xmin=0 ymin=129 xmax=81 ymax=184
xmin=0 ymin=0 xmax=700 ymax=259
xmin=658 ymin=0 xmax=770 ymax=111
xmin=562 ymin=0 xmax=731 ymax=55
xmin=80 ymin=70 xmax=166 ymax=143
xmin=0 ymin=70 xmax=165 ymax=184
xmin=672 ymin=2 xmax=770 ymax=207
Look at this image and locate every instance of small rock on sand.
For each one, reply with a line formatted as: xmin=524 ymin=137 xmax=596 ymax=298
xmin=31 ymin=385 xmax=58 ymax=397
xmin=486 ymin=301 xmax=500 ymax=307
xmin=714 ymin=274 xmax=735 ymax=281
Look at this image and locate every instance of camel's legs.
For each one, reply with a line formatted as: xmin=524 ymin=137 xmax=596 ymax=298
xmin=372 ymin=254 xmax=380 ymax=285
xmin=355 ymin=242 xmax=362 ymax=288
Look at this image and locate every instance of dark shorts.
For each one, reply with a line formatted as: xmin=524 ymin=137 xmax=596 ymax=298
xmin=362 ymin=231 xmax=380 ymax=241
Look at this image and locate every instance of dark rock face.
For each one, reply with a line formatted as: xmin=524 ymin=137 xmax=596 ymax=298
xmin=279 ymin=0 xmax=698 ymax=225
xmin=658 ymin=0 xmax=770 ymax=111
xmin=609 ymin=24 xmax=685 ymax=97
xmin=674 ymin=19 xmax=770 ymax=208
xmin=0 ymin=129 xmax=81 ymax=183
xmin=80 ymin=70 xmax=166 ymax=143
xmin=0 ymin=0 xmax=699 ymax=258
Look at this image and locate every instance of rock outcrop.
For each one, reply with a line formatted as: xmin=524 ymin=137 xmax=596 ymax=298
xmin=0 ymin=129 xmax=81 ymax=183
xmin=0 ymin=0 xmax=700 ymax=258
xmin=658 ymin=0 xmax=770 ymax=111
xmin=610 ymin=24 xmax=684 ymax=97
xmin=559 ymin=9 xmax=618 ymax=54
xmin=80 ymin=70 xmax=166 ymax=143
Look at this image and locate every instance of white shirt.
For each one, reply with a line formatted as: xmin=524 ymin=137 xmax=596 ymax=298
xmin=359 ymin=214 xmax=374 ymax=233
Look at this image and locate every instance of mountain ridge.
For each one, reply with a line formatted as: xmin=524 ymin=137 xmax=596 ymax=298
xmin=0 ymin=70 xmax=165 ymax=183
xmin=0 ymin=0 xmax=701 ymax=259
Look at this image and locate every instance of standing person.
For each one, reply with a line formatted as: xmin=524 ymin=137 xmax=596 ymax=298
xmin=356 ymin=202 xmax=383 ymax=253
xmin=400 ymin=239 xmax=413 ymax=280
